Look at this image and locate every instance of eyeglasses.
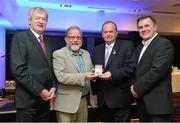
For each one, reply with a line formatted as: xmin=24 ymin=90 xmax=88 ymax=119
xmin=67 ymin=36 xmax=82 ymax=40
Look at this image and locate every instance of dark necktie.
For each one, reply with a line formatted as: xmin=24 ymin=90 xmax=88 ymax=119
xmin=38 ymin=35 xmax=47 ymax=56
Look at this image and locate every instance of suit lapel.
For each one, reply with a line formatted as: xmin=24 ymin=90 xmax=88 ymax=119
xmin=27 ymin=30 xmax=49 ymax=62
xmin=138 ymin=35 xmax=159 ymax=66
xmin=64 ymin=48 xmax=80 ymax=72
xmin=101 ymin=44 xmax=106 ymax=68
xmin=135 ymin=44 xmax=143 ymax=64
xmin=105 ymin=41 xmax=120 ymax=68
xmin=82 ymin=51 xmax=91 ymax=71
xmin=43 ymin=37 xmax=51 ymax=65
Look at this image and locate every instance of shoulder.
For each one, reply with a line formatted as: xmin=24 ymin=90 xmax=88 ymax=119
xmin=156 ymin=35 xmax=173 ymax=47
xmin=53 ymin=47 xmax=67 ymax=56
xmin=12 ymin=31 xmax=30 ymax=46
xmin=116 ymin=40 xmax=134 ymax=49
xmin=13 ymin=30 xmax=28 ymax=38
xmin=81 ymin=48 xmax=90 ymax=54
xmin=81 ymin=49 xmax=91 ymax=57
xmin=94 ymin=43 xmax=104 ymax=50
xmin=159 ymin=36 xmax=171 ymax=43
xmin=117 ymin=39 xmax=133 ymax=45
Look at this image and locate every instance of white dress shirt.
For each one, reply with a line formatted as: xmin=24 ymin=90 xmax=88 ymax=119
xmin=138 ymin=33 xmax=158 ymax=62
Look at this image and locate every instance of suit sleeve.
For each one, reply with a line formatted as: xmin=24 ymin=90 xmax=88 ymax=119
xmin=53 ymin=50 xmax=85 ymax=86
xmin=10 ymin=34 xmax=44 ymax=96
xmin=134 ymin=40 xmax=174 ymax=97
xmin=47 ymin=40 xmax=58 ymax=89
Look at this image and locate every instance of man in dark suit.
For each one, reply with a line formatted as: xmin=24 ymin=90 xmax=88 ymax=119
xmin=91 ymin=21 xmax=135 ymax=122
xmin=10 ymin=7 xmax=56 ymax=122
xmin=130 ymin=15 xmax=174 ymax=122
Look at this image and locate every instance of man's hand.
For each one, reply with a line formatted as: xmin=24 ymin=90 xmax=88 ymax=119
xmin=40 ymin=89 xmax=51 ymax=101
xmin=40 ymin=88 xmax=56 ymax=101
xmin=99 ymin=71 xmax=112 ymax=80
xmin=130 ymin=85 xmax=138 ymax=98
xmin=85 ymin=72 xmax=97 ymax=80
xmin=90 ymin=95 xmax=97 ymax=108
xmin=47 ymin=87 xmax=56 ymax=100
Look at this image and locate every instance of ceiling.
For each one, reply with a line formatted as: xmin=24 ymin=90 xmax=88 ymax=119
xmin=12 ymin=0 xmax=180 ymax=16
xmin=1 ymin=0 xmax=180 ymax=33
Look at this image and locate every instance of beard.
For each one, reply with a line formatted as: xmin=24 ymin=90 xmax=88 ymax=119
xmin=70 ymin=45 xmax=80 ymax=52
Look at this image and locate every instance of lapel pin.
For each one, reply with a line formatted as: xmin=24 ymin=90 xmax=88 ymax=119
xmin=113 ymin=50 xmax=116 ymax=55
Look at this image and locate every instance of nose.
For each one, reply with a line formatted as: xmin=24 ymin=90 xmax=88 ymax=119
xmin=73 ymin=39 xmax=77 ymax=42
xmin=39 ymin=18 xmax=43 ymax=23
xmin=140 ymin=27 xmax=146 ymax=32
xmin=38 ymin=18 xmax=46 ymax=24
xmin=105 ymin=32 xmax=111 ymax=36
xmin=74 ymin=37 xmax=78 ymax=40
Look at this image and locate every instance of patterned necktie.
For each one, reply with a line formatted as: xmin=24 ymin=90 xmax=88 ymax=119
xmin=38 ymin=35 xmax=47 ymax=56
xmin=105 ymin=45 xmax=112 ymax=67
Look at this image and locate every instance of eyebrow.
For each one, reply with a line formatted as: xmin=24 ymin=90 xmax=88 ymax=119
xmin=138 ymin=24 xmax=150 ymax=28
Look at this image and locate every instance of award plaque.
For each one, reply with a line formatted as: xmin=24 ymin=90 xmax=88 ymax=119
xmin=95 ymin=64 xmax=103 ymax=76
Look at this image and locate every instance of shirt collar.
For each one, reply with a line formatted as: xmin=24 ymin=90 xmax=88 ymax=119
xmin=105 ymin=41 xmax=115 ymax=48
xmin=30 ymin=28 xmax=42 ymax=39
xmin=142 ymin=33 xmax=158 ymax=46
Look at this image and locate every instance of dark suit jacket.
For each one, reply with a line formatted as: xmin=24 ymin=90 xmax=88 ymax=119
xmin=10 ymin=29 xmax=56 ymax=108
xmin=91 ymin=40 xmax=135 ymax=108
xmin=133 ymin=34 xmax=174 ymax=114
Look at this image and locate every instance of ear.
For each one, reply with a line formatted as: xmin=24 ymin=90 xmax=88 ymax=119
xmin=154 ymin=24 xmax=158 ymax=31
xmin=115 ymin=31 xmax=118 ymax=37
xmin=28 ymin=20 xmax=31 ymax=26
xmin=64 ymin=36 xmax=68 ymax=44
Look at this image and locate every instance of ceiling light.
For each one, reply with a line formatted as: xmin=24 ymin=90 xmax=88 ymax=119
xmin=59 ymin=4 xmax=72 ymax=8
xmin=129 ymin=9 xmax=141 ymax=12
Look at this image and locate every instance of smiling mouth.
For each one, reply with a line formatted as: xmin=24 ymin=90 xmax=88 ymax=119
xmin=72 ymin=44 xmax=79 ymax=45
xmin=37 ymin=25 xmax=43 ymax=27
xmin=143 ymin=33 xmax=149 ymax=35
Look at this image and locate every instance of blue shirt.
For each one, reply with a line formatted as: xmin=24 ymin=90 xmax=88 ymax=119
xmin=69 ymin=48 xmax=90 ymax=97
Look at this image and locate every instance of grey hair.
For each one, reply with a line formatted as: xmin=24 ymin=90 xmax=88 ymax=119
xmin=65 ymin=26 xmax=83 ymax=37
xmin=28 ymin=7 xmax=48 ymax=21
